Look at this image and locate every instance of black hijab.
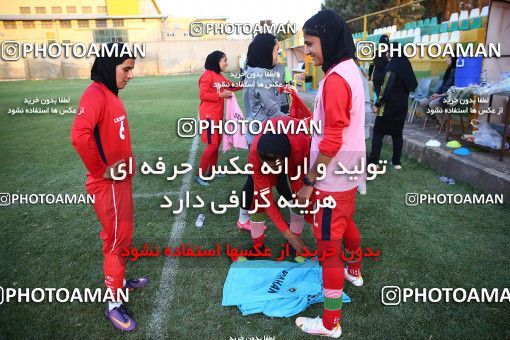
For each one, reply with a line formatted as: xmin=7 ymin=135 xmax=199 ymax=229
xmin=443 ymin=55 xmax=457 ymax=82
xmin=91 ymin=42 xmax=134 ymax=96
xmin=303 ymin=9 xmax=355 ymax=73
xmin=373 ymin=35 xmax=390 ymax=74
xmin=379 ymin=34 xmax=390 ymax=46
xmin=257 ymin=133 xmax=291 ymax=161
xmin=386 ymin=43 xmax=418 ymax=92
xmin=204 ymin=50 xmax=226 ymax=74
xmin=377 ymin=34 xmax=390 ymax=61
xmin=247 ymin=33 xmax=277 ymax=70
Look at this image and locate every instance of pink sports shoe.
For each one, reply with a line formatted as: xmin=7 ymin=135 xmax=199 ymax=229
xmin=236 ymin=220 xmax=268 ymax=231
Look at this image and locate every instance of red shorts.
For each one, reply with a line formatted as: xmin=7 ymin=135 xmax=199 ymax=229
xmin=200 ymin=117 xmax=222 ymax=146
xmin=310 ymin=187 xmax=357 ymax=241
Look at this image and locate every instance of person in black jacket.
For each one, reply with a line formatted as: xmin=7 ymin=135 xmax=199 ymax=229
xmin=418 ymin=55 xmax=457 ymax=125
xmin=368 ymin=34 xmax=390 ymax=96
xmin=368 ymin=44 xmax=418 ymax=169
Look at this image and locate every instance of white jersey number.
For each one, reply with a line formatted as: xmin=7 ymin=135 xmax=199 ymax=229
xmin=119 ymin=120 xmax=125 ymax=140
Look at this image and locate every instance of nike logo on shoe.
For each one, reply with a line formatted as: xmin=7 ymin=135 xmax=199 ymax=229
xmin=110 ymin=316 xmax=132 ymax=329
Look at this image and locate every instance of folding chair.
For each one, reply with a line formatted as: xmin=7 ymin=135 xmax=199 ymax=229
xmin=422 ymin=80 xmax=443 ymax=130
xmin=408 ymin=77 xmax=432 ymax=123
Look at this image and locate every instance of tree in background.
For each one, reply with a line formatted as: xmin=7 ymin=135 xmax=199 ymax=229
xmin=322 ymin=0 xmax=381 ymax=33
xmin=276 ymin=21 xmax=294 ymax=42
xmin=323 ymin=0 xmax=490 ymax=34
xmin=323 ymin=0 xmax=423 ymax=33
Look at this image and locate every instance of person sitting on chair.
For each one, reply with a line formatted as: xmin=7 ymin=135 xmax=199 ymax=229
xmin=418 ymin=55 xmax=457 ymax=126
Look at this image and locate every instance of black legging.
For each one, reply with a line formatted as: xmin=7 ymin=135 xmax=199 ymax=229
xmin=368 ymin=130 xmax=403 ymax=166
xmin=241 ymin=173 xmax=292 ymax=210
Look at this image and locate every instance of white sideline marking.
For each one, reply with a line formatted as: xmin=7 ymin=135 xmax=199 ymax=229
xmin=147 ymin=135 xmax=200 ymax=337
xmin=133 ymin=191 xmax=178 ymax=198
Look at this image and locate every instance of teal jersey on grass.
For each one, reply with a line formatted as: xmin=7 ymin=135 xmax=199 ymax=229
xmin=222 ymin=259 xmax=351 ymax=317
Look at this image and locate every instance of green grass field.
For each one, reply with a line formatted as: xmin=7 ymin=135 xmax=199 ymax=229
xmin=0 ymin=75 xmax=509 ymax=339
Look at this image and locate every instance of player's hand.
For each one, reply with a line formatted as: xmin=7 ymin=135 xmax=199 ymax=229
xmin=283 ymin=229 xmax=307 ymax=254
xmin=297 ymin=185 xmax=313 ymax=205
xmin=282 ymin=85 xmax=296 ymax=94
xmin=219 ymin=90 xmax=233 ymax=98
xmin=103 ymin=160 xmax=125 ymax=180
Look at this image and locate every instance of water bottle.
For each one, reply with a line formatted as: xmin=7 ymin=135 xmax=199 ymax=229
xmin=195 ymin=213 xmax=205 ymax=228
xmin=480 ymin=69 xmax=488 ymax=86
xmin=438 ymin=176 xmax=449 ymax=183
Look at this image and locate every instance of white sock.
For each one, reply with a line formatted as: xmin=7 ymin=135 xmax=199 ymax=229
xmin=238 ymin=208 xmax=250 ymax=224
xmin=289 ymin=210 xmax=304 ymax=234
xmin=108 ymin=301 xmax=122 ymax=310
xmin=250 ymin=220 xmax=265 ymax=239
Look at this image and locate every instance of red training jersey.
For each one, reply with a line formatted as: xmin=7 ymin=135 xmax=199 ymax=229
xmin=70 ymin=81 xmax=134 ymax=183
xmin=248 ymin=116 xmax=311 ymax=233
xmin=198 ymin=69 xmax=241 ymax=121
